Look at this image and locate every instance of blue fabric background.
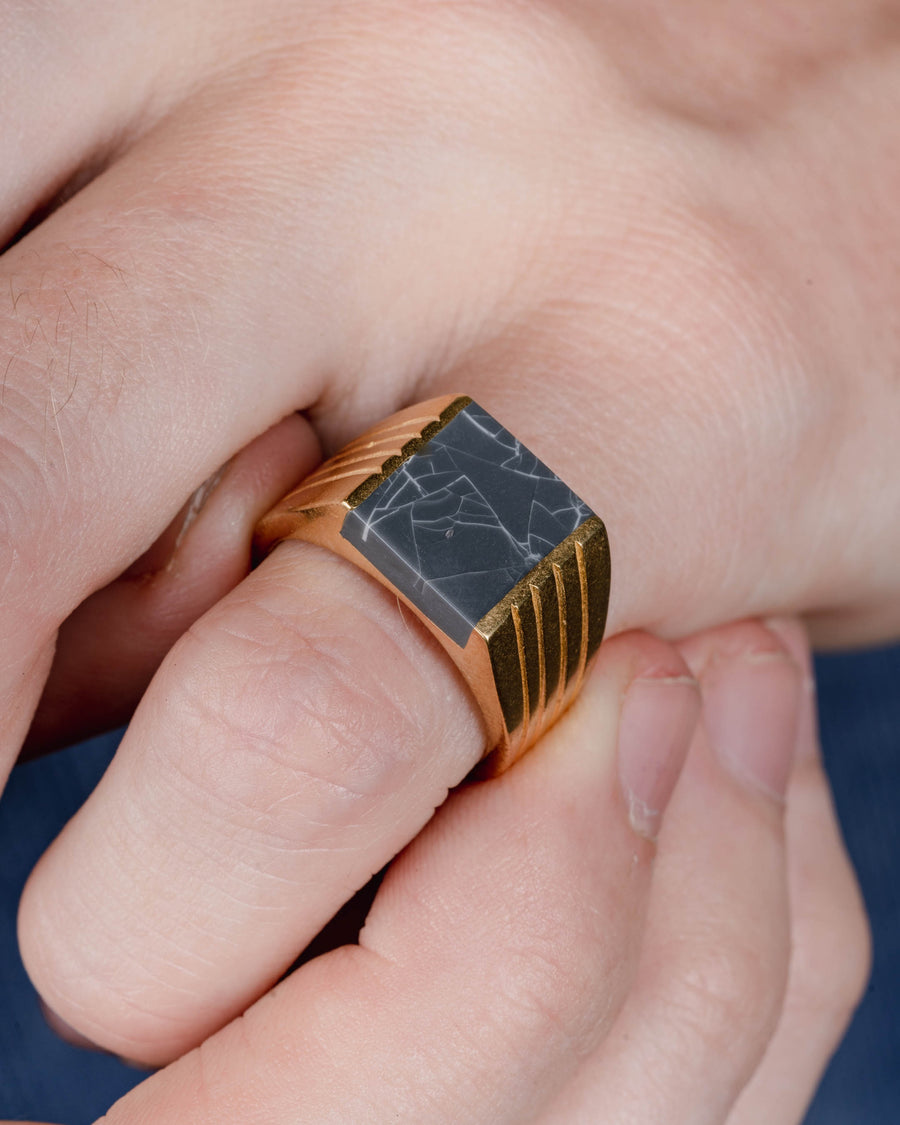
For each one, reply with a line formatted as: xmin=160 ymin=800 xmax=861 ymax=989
xmin=1 ymin=645 xmax=898 ymax=1124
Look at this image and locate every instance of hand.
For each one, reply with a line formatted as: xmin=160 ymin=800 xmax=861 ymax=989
xmin=5 ymin=0 xmax=900 ymax=763
xmin=0 ymin=0 xmax=887 ymax=1099
xmin=9 ymin=620 xmax=870 ymax=1124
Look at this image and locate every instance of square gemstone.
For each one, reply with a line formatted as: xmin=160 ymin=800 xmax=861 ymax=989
xmin=341 ymin=401 xmax=592 ymax=647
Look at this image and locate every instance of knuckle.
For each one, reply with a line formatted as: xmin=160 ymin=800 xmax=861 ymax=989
xmin=333 ymin=0 xmax=590 ymax=91
xmin=473 ymin=844 xmax=623 ymax=1052
xmin=789 ymin=863 xmax=873 ymax=1037
xmin=667 ymin=936 xmax=788 ymax=1062
xmin=801 ymin=936 xmax=872 ymax=1040
xmin=154 ymin=578 xmax=442 ymax=843
xmin=234 ymin=0 xmax=594 ymax=147
xmin=594 ymin=0 xmax=900 ymax=132
xmin=834 ymin=901 xmax=874 ymax=1017
xmin=491 ymin=928 xmax=595 ymax=1052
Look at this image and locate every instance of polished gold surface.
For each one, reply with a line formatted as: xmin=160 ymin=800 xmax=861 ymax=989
xmin=254 ymin=395 xmax=611 ymax=775
xmin=255 ymin=395 xmax=472 ymax=544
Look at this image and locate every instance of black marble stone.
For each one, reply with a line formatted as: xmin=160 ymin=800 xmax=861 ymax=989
xmin=341 ymin=401 xmax=592 ymax=647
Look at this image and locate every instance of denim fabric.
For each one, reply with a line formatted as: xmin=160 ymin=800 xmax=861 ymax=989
xmin=1 ymin=646 xmax=898 ymax=1124
xmin=0 ymin=735 xmax=148 ymax=1124
xmin=805 ymin=646 xmax=900 ymax=1125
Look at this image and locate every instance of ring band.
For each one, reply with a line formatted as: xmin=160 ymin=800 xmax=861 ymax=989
xmin=254 ymin=395 xmax=610 ymax=773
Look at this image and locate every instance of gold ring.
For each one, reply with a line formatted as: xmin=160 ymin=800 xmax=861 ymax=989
xmin=254 ymin=395 xmax=610 ymax=774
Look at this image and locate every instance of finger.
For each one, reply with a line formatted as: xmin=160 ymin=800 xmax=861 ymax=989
xmin=726 ymin=620 xmax=871 ymax=1125
xmin=2 ymin=0 xmax=837 ymax=782
xmin=23 ymin=412 xmax=319 ymax=757
xmin=96 ymin=633 xmax=700 ymax=1125
xmin=13 ymin=14 xmax=645 ymax=1040
xmin=19 ymin=614 xmax=696 ymax=1069
xmin=0 ymin=1 xmax=242 ymax=244
xmin=541 ymin=620 xmax=803 ymax=1124
xmin=1 ymin=2 xmax=138 ymax=242
xmin=0 ymin=6 xmax=563 ymax=777
xmin=18 ymin=535 xmax=482 ymax=1064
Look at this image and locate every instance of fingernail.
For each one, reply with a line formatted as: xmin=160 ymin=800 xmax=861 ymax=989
xmin=618 ymin=675 xmax=701 ymax=839
xmin=128 ymin=463 xmax=230 ymax=578
xmin=763 ymin=617 xmax=820 ymax=763
xmin=701 ymin=651 xmax=802 ymax=800
xmin=168 ymin=465 xmax=230 ymax=556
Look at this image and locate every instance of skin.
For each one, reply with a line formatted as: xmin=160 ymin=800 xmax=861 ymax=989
xmin=8 ymin=621 xmax=872 ymax=1124
xmin=0 ymin=0 xmax=890 ymax=1118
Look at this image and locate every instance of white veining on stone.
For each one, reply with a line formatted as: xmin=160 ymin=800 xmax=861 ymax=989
xmin=342 ymin=402 xmax=592 ymax=646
